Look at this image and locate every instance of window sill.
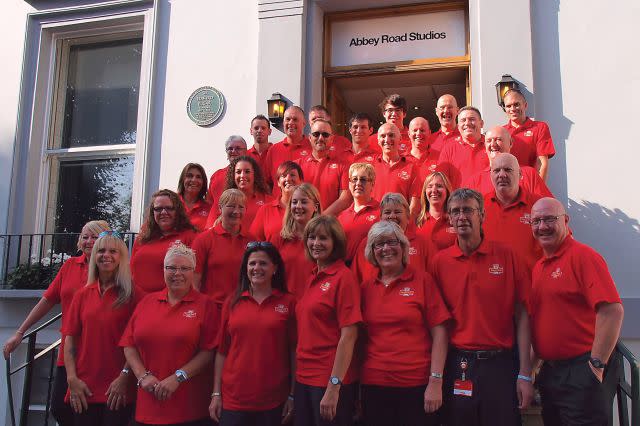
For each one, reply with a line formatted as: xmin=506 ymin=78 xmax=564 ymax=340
xmin=0 ymin=289 xmax=44 ymax=299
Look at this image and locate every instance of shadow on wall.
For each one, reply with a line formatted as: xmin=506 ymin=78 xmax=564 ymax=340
xmin=568 ymin=199 xmax=640 ymax=298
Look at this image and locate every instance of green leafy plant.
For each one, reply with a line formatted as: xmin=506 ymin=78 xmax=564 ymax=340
xmin=5 ymin=252 xmax=71 ymax=290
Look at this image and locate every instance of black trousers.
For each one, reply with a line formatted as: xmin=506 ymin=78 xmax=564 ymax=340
xmin=536 ymin=353 xmax=608 ymax=426
xmin=220 ymin=404 xmax=283 ymax=426
xmin=51 ymin=365 xmax=74 ymax=426
xmin=73 ymin=403 xmax=133 ymax=426
xmin=137 ymin=419 xmax=214 ymax=426
xmin=361 ymin=384 xmax=440 ymax=426
xmin=442 ymin=349 xmax=519 ymax=426
xmin=294 ymin=381 xmax=356 ymax=426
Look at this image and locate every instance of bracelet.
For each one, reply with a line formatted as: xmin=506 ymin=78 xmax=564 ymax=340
xmin=137 ymin=371 xmax=151 ymax=387
xmin=430 ymin=372 xmax=443 ymax=379
xmin=211 ymin=392 xmax=221 ymax=398
xmin=517 ymin=374 xmax=532 ymax=382
xmin=288 ymin=394 xmax=294 ymax=401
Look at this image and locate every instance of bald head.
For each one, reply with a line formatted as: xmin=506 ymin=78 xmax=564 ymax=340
xmin=435 ymin=94 xmax=459 ymax=130
xmin=408 ymin=117 xmax=431 ymax=151
xmin=491 ymin=153 xmax=521 ymax=202
xmin=531 ymin=197 xmax=569 ymax=255
xmin=485 ymin=126 xmax=512 ymax=159
xmin=378 ymin=123 xmax=401 ymax=158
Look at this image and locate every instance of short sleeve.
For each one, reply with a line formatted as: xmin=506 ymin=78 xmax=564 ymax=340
xmin=513 ymin=251 xmax=532 ymax=307
xmin=119 ymin=298 xmax=144 ymax=347
xmin=422 ymin=272 xmax=452 ymax=329
xmin=535 ymin=122 xmax=555 ymax=158
xmin=577 ymin=249 xmax=621 ymax=310
xmin=335 ymin=268 xmax=362 ymax=328
xmin=43 ymin=259 xmax=71 ymax=303
xmin=192 ymin=233 xmax=209 ymax=275
xmin=60 ymin=290 xmax=83 ymax=337
xmin=216 ymin=299 xmax=232 ymax=355
xmin=199 ymin=297 xmax=220 ymax=351
xmin=249 ymin=206 xmax=267 ymax=241
xmin=287 ymin=297 xmax=298 ymax=346
xmin=339 ymin=163 xmax=350 ymax=192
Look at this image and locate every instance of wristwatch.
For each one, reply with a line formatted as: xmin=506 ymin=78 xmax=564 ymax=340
xmin=589 ymin=357 xmax=606 ymax=369
xmin=175 ymin=369 xmax=189 ymax=383
xmin=329 ymin=376 xmax=342 ymax=386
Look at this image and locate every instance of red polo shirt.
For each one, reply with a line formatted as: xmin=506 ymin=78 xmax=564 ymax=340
xmin=411 ymin=151 xmax=439 ymax=184
xmin=428 ymin=128 xmax=461 ymax=158
xmin=416 ymin=215 xmax=456 ymax=252
xmin=218 ymin=290 xmax=296 ymax=411
xmin=130 ymin=229 xmax=198 ymax=294
xmin=62 ymin=282 xmax=139 ymax=403
xmin=529 ymin=237 xmax=621 ymax=361
xmin=247 ymin=143 xmax=272 ymax=173
xmin=43 ymin=254 xmax=89 ymax=366
xmin=180 ymin=197 xmax=212 ymax=232
xmin=249 ymin=199 xmax=285 ymax=242
xmin=208 ymin=167 xmax=228 ymax=205
xmin=193 ymin=223 xmax=253 ymax=307
xmin=372 ymin=156 xmax=422 ymax=203
xmin=504 ymin=118 xmax=555 ymax=168
xmin=341 ymin=145 xmax=379 ymax=166
xmin=205 ymin=192 xmax=272 ymax=231
xmin=429 ymin=239 xmax=530 ymax=350
xmin=272 ymin=235 xmax=316 ymax=300
xmin=463 ymin=165 xmax=553 ymax=198
xmin=361 ymin=267 xmax=451 ymax=387
xmin=296 ymin=261 xmax=362 ymax=386
xmin=436 ymin=136 xmax=489 ymax=189
xmin=483 ymin=188 xmax=543 ymax=271
xmin=337 ymin=199 xmax=380 ymax=261
xmin=328 ymin=135 xmax=352 ymax=154
xmin=263 ymin=136 xmax=312 ymax=185
xmin=297 ymin=155 xmax=349 ymax=210
xmin=120 ymin=288 xmax=218 ymax=425
xmin=368 ymin=127 xmax=411 ymax=156
xmin=351 ymin=228 xmax=432 ymax=283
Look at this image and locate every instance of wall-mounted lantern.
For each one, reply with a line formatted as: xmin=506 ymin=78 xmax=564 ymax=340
xmin=495 ymin=74 xmax=520 ymax=109
xmin=267 ymin=93 xmax=287 ymax=125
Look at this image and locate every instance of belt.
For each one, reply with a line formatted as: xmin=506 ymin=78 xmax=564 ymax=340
xmin=453 ymin=348 xmax=506 ymax=360
xmin=545 ymin=352 xmax=590 ymax=368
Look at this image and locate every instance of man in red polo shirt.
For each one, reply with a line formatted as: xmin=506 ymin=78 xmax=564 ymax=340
xmin=207 ymin=135 xmax=247 ymax=205
xmin=503 ymin=89 xmax=555 ymax=181
xmin=372 ymin=123 xmax=421 ymax=218
xmin=368 ymin=94 xmax=412 ymax=156
xmin=248 ymin=114 xmax=272 ymax=173
xmin=308 ymin=104 xmax=351 ymax=154
xmin=342 ymin=113 xmax=379 ymax=165
xmin=483 ymin=153 xmax=543 ymax=271
xmin=463 ymin=126 xmax=552 ymax=198
xmin=297 ymin=119 xmax=351 ymax=216
xmin=430 ymin=188 xmax=534 ymax=426
xmin=409 ymin=116 xmax=438 ymax=182
xmin=263 ymin=106 xmax=312 ymax=187
xmin=437 ymin=106 xmax=489 ymax=189
xmin=429 ymin=94 xmax=461 ymax=157
xmin=529 ymin=198 xmax=623 ymax=425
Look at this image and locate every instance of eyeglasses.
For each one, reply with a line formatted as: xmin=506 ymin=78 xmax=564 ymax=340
xmin=247 ymin=241 xmax=274 ymax=249
xmin=448 ymin=207 xmax=480 ymax=218
xmin=311 ymin=131 xmax=331 ymax=139
xmin=373 ymin=239 xmax=400 ymax=250
xmin=384 ymin=108 xmax=404 ymax=115
xmin=164 ymin=266 xmax=193 ymax=273
xmin=226 ymin=146 xmax=245 ymax=153
xmin=98 ymin=231 xmax=122 ymax=239
xmin=530 ymin=214 xmax=566 ymax=227
xmin=153 ymin=206 xmax=176 ymax=213
xmin=350 ymin=176 xmax=370 ymax=184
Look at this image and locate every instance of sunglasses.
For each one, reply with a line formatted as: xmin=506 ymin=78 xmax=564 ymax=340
xmin=246 ymin=241 xmax=274 ymax=250
xmin=311 ymin=131 xmax=331 ymax=139
xmin=98 ymin=230 xmax=123 ymax=239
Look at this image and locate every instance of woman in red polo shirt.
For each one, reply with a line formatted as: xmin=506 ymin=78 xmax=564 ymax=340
xmin=130 ymin=189 xmax=198 ymax=294
xmin=250 ymin=161 xmax=303 ymax=242
xmin=416 ymin=172 xmax=456 ymax=251
xmin=2 ymin=220 xmax=110 ymax=426
xmin=121 ymin=242 xmax=218 ymax=426
xmin=63 ymin=232 xmax=138 ymax=425
xmin=177 ymin=163 xmax=212 ymax=232
xmin=295 ymin=215 xmax=362 ymax=426
xmin=193 ymin=189 xmax=253 ymax=307
xmin=272 ymin=183 xmax=320 ymax=300
xmin=223 ymin=155 xmax=273 ymax=231
xmin=360 ymin=221 xmax=450 ymax=426
xmin=210 ymin=242 xmax=296 ymax=425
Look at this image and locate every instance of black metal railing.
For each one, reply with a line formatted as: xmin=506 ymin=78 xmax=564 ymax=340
xmin=5 ymin=313 xmax=62 ymax=426
xmin=611 ymin=341 xmax=640 ymax=426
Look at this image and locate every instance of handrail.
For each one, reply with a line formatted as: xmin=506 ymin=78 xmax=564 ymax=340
xmin=614 ymin=340 xmax=640 ymax=426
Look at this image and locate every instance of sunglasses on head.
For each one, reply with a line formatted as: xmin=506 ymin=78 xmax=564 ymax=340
xmin=98 ymin=230 xmax=123 ymax=239
xmin=246 ymin=241 xmax=274 ymax=250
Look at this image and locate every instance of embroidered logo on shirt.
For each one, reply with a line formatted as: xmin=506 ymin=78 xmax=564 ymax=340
xmin=551 ymin=267 xmax=563 ymax=279
xmin=428 ymin=164 xmax=437 ymax=172
xmin=409 ymin=246 xmax=417 ymax=255
xmin=399 ymin=287 xmax=415 ymax=297
xmin=398 ymin=171 xmax=410 ymax=181
xmin=366 ymin=215 xmax=377 ymax=222
xmin=524 ymin=130 xmax=533 ymax=137
xmin=300 ymin=150 xmax=309 ymax=156
xmin=365 ymin=156 xmax=374 ymax=162
xmin=489 ymin=264 xmax=504 ymax=275
xmin=329 ymin=145 xmax=336 ymax=151
xmin=446 ymin=227 xmax=456 ymax=234
xmin=200 ymin=210 xmax=208 ymax=216
xmin=275 ymin=304 xmax=289 ymax=314
xmin=519 ymin=213 xmax=531 ymax=224
xmin=455 ymin=136 xmax=461 ymax=142
xmin=183 ymin=309 xmax=197 ymax=319
xmin=320 ymin=282 xmax=331 ymax=292
xmin=329 ymin=163 xmax=338 ymax=169
xmin=256 ymin=200 xmax=265 ymax=206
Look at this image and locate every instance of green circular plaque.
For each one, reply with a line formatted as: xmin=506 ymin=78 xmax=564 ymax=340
xmin=187 ymin=86 xmax=225 ymax=126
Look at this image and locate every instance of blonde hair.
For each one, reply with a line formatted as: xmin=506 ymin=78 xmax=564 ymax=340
xmin=416 ymin=172 xmax=453 ymax=227
xmin=364 ymin=221 xmax=410 ymax=268
xmin=87 ymin=234 xmax=133 ymax=307
xmin=348 ymin=163 xmax=376 ymax=187
xmin=77 ymin=220 xmax=110 ymax=251
xmin=164 ymin=241 xmax=196 ymax=269
xmin=213 ymin=189 xmax=247 ymax=227
xmin=281 ymin=183 xmax=321 ymax=240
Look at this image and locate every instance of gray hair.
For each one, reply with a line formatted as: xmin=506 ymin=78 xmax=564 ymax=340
xmin=224 ymin=135 xmax=247 ymax=149
xmin=380 ymin=193 xmax=409 ymax=216
xmin=164 ymin=241 xmax=196 ymax=269
xmin=364 ymin=221 xmax=410 ymax=268
xmin=448 ymin=188 xmax=484 ymax=214
xmin=458 ymin=106 xmax=482 ymax=120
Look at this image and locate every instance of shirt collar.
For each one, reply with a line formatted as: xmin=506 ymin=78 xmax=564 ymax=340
xmin=311 ymin=260 xmax=343 ymax=278
xmin=489 ymin=186 xmax=530 ymax=210
xmin=451 ymin=237 xmax=490 ymax=258
xmin=214 ymin=222 xmax=250 ymax=238
xmin=374 ymin=265 xmax=415 ymax=287
xmin=542 ymin=235 xmax=574 ymax=261
xmin=157 ymin=287 xmax=197 ymax=303
xmin=74 ymin=253 xmax=87 ymax=264
xmin=350 ymin=198 xmax=379 ymax=213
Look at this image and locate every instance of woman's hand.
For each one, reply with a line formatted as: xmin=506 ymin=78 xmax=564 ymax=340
xmin=105 ymin=373 xmax=129 ymax=410
xmin=67 ymin=376 xmax=92 ymax=414
xmin=282 ymin=397 xmax=294 ymax=424
xmin=424 ymin=379 xmax=443 ymax=413
xmin=3 ymin=333 xmax=23 ymax=359
xmin=209 ymin=395 xmax=222 ymax=422
xmin=139 ymin=374 xmax=160 ymax=394
xmin=320 ymin=385 xmax=340 ymax=421
xmin=153 ymin=374 xmax=180 ymax=401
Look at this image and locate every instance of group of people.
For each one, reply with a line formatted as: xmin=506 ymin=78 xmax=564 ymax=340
xmin=3 ymin=91 xmax=624 ymax=426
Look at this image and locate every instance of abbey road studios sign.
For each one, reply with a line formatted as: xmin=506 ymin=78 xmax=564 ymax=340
xmin=330 ymin=10 xmax=466 ymax=67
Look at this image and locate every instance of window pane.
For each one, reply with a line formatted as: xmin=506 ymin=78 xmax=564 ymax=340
xmin=61 ymin=39 xmax=143 ymax=148
xmin=54 ymin=157 xmax=134 ymax=233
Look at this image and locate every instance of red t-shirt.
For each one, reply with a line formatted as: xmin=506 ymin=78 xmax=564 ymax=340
xmin=436 ymin=136 xmax=489 ymax=189
xmin=462 ymin=165 xmax=553 ymax=198
xmin=529 ymin=237 xmax=621 ymax=361
xmin=483 ymin=188 xmax=543 ymax=271
xmin=416 ymin=215 xmax=457 ymax=252
xmin=371 ymin=156 xmax=422 ymax=203
xmin=427 ymin=128 xmax=461 ymax=159
xmin=296 ymin=261 xmax=362 ymax=387
xmin=247 ymin=143 xmax=272 ymax=174
xmin=360 ymin=267 xmax=451 ymax=387
xmin=504 ymin=118 xmax=555 ymax=168
xmin=296 ymin=155 xmax=349 ymax=210
xmin=180 ymin=197 xmax=212 ymax=232
xmin=218 ymin=290 xmax=296 ymax=410
xmin=337 ymin=200 xmax=380 ymax=262
xmin=429 ymin=239 xmax=530 ymax=350
xmin=119 ymin=288 xmax=219 ymax=425
xmin=130 ymin=229 xmax=197 ymax=294
xmin=192 ymin=223 xmax=253 ymax=307
xmin=263 ymin=136 xmax=312 ymax=185
xmin=272 ymin=235 xmax=316 ymax=300
xmin=249 ymin=199 xmax=285 ymax=242
xmin=368 ymin=127 xmax=411 ymax=157
xmin=43 ymin=254 xmax=89 ymax=366
xmin=62 ymin=282 xmax=139 ymax=403
xmin=207 ymin=167 xmax=228 ymax=205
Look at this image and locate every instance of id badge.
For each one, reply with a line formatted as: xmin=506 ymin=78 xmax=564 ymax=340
xmin=453 ymin=379 xmax=473 ymax=397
